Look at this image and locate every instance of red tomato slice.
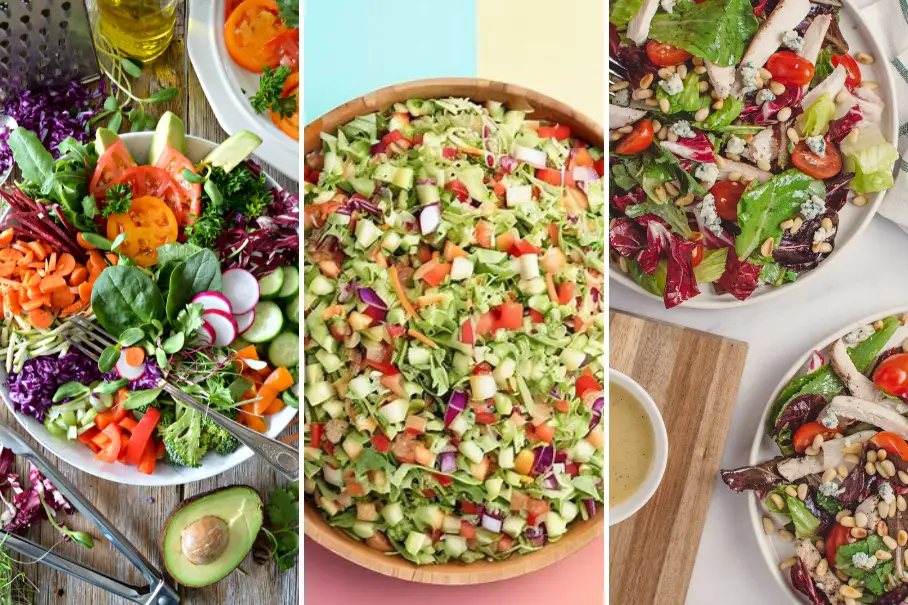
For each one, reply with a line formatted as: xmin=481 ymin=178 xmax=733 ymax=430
xmin=791 ymin=141 xmax=842 ymax=180
xmin=154 ymin=146 xmax=202 ymax=223
xmin=224 ymin=0 xmax=288 ymax=73
xmin=793 ymin=421 xmax=841 ymax=454
xmin=494 ymin=302 xmax=523 ymax=330
xmin=89 ymin=140 xmax=137 ymax=197
xmin=270 ymin=71 xmax=299 ymax=141
xmin=873 ymin=353 xmax=908 ymax=397
xmin=264 ymin=29 xmax=299 ymax=72
xmin=826 ymin=523 xmax=855 ymax=571
xmin=537 ymin=124 xmax=571 ymax=141
xmin=869 ymin=432 xmax=908 ymax=461
xmin=111 ymin=166 xmax=187 ymax=225
xmin=766 ymin=52 xmax=815 ymax=87
xmin=615 ymin=120 xmax=654 ymax=155
xmin=646 ymin=40 xmax=692 ymax=67
xmin=709 ymin=180 xmax=747 ymax=222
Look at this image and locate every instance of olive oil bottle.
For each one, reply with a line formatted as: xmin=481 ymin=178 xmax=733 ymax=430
xmin=97 ymin=0 xmax=179 ymax=61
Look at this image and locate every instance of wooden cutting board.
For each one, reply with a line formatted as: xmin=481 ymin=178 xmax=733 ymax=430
xmin=609 ymin=310 xmax=748 ymax=605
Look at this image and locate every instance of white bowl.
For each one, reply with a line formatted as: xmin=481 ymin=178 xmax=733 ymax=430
xmin=608 ymin=368 xmax=668 ymax=526
xmin=0 ymin=132 xmax=299 ymax=486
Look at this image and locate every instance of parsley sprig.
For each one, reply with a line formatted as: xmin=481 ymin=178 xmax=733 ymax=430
xmin=276 ymin=0 xmax=299 ymax=28
xmin=249 ymin=66 xmax=297 ymax=119
xmin=259 ymin=483 xmax=299 ymax=572
xmin=102 ymin=183 xmax=133 ymax=218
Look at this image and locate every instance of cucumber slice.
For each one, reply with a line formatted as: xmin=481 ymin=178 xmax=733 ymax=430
xmin=231 ymin=336 xmax=253 ymax=351
xmin=244 ymin=301 xmax=284 ymax=343
xmin=258 ymin=267 xmax=285 ymax=300
xmin=277 ymin=265 xmax=299 ymax=299
xmin=268 ymin=332 xmax=300 ymax=367
xmin=285 ymin=294 xmax=300 ymax=324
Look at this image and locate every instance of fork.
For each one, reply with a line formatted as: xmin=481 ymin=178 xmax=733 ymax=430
xmin=609 ymin=57 xmax=629 ymax=96
xmin=63 ymin=317 xmax=299 ymax=482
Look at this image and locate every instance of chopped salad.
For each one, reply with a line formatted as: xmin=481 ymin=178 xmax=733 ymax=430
xmin=722 ymin=314 xmax=908 ymax=604
xmin=303 ymin=98 xmax=605 ymax=563
xmin=609 ymin=0 xmax=898 ymax=308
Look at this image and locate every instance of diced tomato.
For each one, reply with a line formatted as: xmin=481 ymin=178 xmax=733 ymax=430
xmin=461 ymin=319 xmax=475 ymax=345
xmin=364 ymin=359 xmax=400 ymax=375
xmin=535 ymin=168 xmax=574 ymax=187
xmin=594 ymin=156 xmax=605 ymax=177
xmin=570 ymin=147 xmax=595 ymax=169
xmin=510 ymin=240 xmax=541 ymax=257
xmin=433 ymin=473 xmax=452 ymax=487
xmin=311 ymin=423 xmax=323 ymax=449
xmin=475 ymin=221 xmax=494 ymax=248
xmin=445 ymin=179 xmax=470 ymax=202
xmin=537 ymin=124 xmax=571 ymax=141
xmin=529 ymin=309 xmax=545 ymax=324
xmin=370 ymin=434 xmax=391 ymax=453
xmin=324 ymin=441 xmax=335 ymax=455
xmin=476 ymin=412 xmax=496 ymax=424
xmin=460 ymin=520 xmax=477 ymax=539
xmin=535 ymin=421 xmax=555 ymax=443
xmin=495 ymin=302 xmax=523 ymax=330
xmin=576 ymin=369 xmax=602 ymax=399
xmin=422 ymin=489 xmax=437 ymax=499
xmin=557 ymin=282 xmax=575 ymax=306
xmin=553 ymin=399 xmax=570 ymax=413
xmin=475 ymin=312 xmax=496 ymax=337
xmin=460 ymin=501 xmax=481 ymax=515
xmin=564 ymin=462 xmax=580 ymax=477
xmin=442 ymin=147 xmax=458 ymax=159
xmin=420 ymin=262 xmax=451 ymax=287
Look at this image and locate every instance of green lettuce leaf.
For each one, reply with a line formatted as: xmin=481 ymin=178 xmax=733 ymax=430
xmin=649 ymin=0 xmax=759 ymax=67
xmin=810 ymin=46 xmax=836 ymax=89
xmin=840 ymin=124 xmax=899 ymax=194
xmin=835 ymin=535 xmax=893 ymax=595
xmin=609 ymin=0 xmax=644 ymax=27
xmin=764 ymin=486 xmax=820 ymax=538
xmin=655 ymin=73 xmax=710 ymax=114
xmin=694 ymin=248 xmax=728 ymax=283
xmin=735 ymin=169 xmax=815 ymax=259
xmin=799 ymin=93 xmax=836 ymax=137
xmin=696 ymin=96 xmax=744 ymax=130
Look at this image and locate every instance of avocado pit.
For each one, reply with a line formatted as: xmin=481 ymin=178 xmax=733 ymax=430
xmin=181 ymin=515 xmax=229 ymax=565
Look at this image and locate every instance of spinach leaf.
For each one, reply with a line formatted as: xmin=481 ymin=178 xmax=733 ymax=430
xmin=123 ymin=388 xmax=164 ymax=410
xmin=696 ymin=96 xmax=744 ymax=130
xmin=8 ymin=128 xmax=54 ymax=185
xmin=166 ymin=249 xmax=222 ymax=321
xmin=53 ymin=382 xmax=90 ymax=403
xmin=156 ymin=242 xmax=202 ymax=287
xmin=99 ymin=346 xmax=120 ymax=373
xmin=735 ymin=169 xmax=815 ymax=259
xmin=91 ymin=266 xmax=165 ymax=337
xmin=649 ymin=0 xmax=759 ymax=67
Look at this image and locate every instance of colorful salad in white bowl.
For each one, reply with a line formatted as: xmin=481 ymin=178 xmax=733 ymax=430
xmin=609 ymin=0 xmax=898 ymax=308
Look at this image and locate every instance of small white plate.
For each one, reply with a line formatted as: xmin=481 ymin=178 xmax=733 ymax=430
xmin=610 ymin=3 xmax=897 ymax=309
xmin=746 ymin=307 xmax=908 ymax=603
xmin=0 ymin=132 xmax=298 ymax=487
xmin=186 ymin=0 xmax=298 ymax=181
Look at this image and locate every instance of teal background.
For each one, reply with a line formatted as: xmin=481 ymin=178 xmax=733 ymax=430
xmin=303 ymin=0 xmax=477 ymax=121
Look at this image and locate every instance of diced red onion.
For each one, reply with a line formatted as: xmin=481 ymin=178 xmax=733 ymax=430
xmin=589 ymin=396 xmax=604 ymax=430
xmin=532 ymin=444 xmax=555 ymax=475
xmin=499 ymin=155 xmax=518 ymax=174
xmin=445 ymin=391 xmax=467 ymax=428
xmin=583 ymin=499 xmax=597 ymax=517
xmin=357 ymin=287 xmax=388 ymax=310
xmin=419 ymin=203 xmax=441 ymax=235
xmin=481 ymin=510 xmax=503 ymax=533
xmin=808 ymin=350 xmax=825 ymax=372
xmin=554 ymin=450 xmax=568 ymax=463
xmin=542 ymin=474 xmax=559 ymax=489
xmin=485 ymin=153 xmax=496 ymax=168
xmin=439 ymin=451 xmax=457 ymax=473
xmin=512 ymin=145 xmax=547 ymax=168
xmin=337 ymin=280 xmax=358 ymax=303
xmin=416 ymin=178 xmax=437 ymax=186
xmin=572 ymin=166 xmax=600 ymax=182
xmin=525 ymin=525 xmax=546 ymax=547
xmin=591 ymin=287 xmax=600 ymax=304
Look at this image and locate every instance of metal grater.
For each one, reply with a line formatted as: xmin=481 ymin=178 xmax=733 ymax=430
xmin=0 ymin=0 xmax=100 ymax=102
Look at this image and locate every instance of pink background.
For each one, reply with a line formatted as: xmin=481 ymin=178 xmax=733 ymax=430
xmin=303 ymin=537 xmax=605 ymax=605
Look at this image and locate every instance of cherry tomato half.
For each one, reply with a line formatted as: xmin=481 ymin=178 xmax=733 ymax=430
xmin=614 ymin=120 xmax=654 ymax=155
xmin=791 ymin=140 xmax=842 ymax=179
xmin=826 ymin=523 xmax=855 ymax=571
xmin=766 ymin=51 xmax=815 ymax=87
xmin=691 ymin=241 xmax=704 ymax=267
xmin=831 ymin=54 xmax=862 ymax=90
xmin=869 ymin=431 xmax=908 ymax=461
xmin=537 ymin=124 xmax=571 ymax=141
xmin=792 ymin=421 xmax=841 ymax=454
xmin=874 ymin=353 xmax=908 ymax=397
xmin=709 ymin=180 xmax=747 ymax=222
xmin=89 ymin=140 xmax=137 ymax=197
xmin=646 ymin=40 xmax=692 ymax=67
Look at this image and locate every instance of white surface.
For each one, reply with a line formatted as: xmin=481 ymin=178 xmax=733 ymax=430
xmin=609 ymin=2 xmax=896 ymax=308
xmin=611 ymin=214 xmax=908 ymax=603
xmin=608 ymin=368 xmax=668 ymax=526
xmin=186 ymin=0 xmax=299 ymax=181
xmin=0 ymin=133 xmax=298 ymax=487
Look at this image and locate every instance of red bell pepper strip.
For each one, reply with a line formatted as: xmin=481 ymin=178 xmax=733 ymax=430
xmin=95 ymin=424 xmax=122 ymax=463
xmin=138 ymin=439 xmax=157 ymax=475
xmin=118 ymin=416 xmax=138 ymax=433
xmin=125 ymin=407 xmax=161 ymax=466
xmin=95 ymin=402 xmax=128 ymax=430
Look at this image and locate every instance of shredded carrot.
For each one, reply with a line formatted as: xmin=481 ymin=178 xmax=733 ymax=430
xmin=39 ymin=274 xmax=66 ymax=293
xmin=548 ymin=223 xmax=559 ymax=246
xmin=545 ymin=273 xmax=559 ymax=304
xmin=408 ymin=328 xmax=438 ymax=349
xmin=459 ymin=145 xmax=484 ymax=156
xmin=415 ymin=293 xmax=446 ymax=308
xmin=388 ymin=266 xmax=417 ymax=318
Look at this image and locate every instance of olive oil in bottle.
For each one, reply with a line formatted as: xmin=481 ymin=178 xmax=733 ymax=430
xmin=97 ymin=0 xmax=179 ymax=62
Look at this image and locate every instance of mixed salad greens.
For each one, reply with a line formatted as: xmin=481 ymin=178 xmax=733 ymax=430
xmin=303 ymin=98 xmax=605 ymax=563
xmin=722 ymin=314 xmax=908 ymax=604
xmin=0 ymin=113 xmax=300 ymax=476
xmin=609 ymin=0 xmax=898 ymax=308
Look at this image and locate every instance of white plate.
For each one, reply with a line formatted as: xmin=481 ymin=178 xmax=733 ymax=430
xmin=186 ymin=0 xmax=298 ymax=181
xmin=746 ymin=306 xmax=908 ymax=603
xmin=610 ymin=4 xmax=897 ymax=309
xmin=0 ymin=132 xmax=298 ymax=487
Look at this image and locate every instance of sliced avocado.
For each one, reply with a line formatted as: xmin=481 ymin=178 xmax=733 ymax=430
xmin=148 ymin=111 xmax=185 ymax=166
xmin=161 ymin=485 xmax=263 ymax=587
xmin=199 ymin=130 xmax=263 ymax=173
xmin=95 ymin=128 xmax=122 ymax=158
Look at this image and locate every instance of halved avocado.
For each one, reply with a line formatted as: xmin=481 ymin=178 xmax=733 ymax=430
xmin=160 ymin=485 xmax=263 ymax=587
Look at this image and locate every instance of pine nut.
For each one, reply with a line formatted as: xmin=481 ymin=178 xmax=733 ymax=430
xmin=819 ymin=242 xmax=833 ymax=254
xmin=791 ymin=217 xmax=804 ymax=232
xmin=664 ymin=181 xmax=680 ymax=197
xmin=856 ymin=52 xmax=874 ymax=64
xmin=884 ymin=535 xmax=898 ymax=550
xmin=667 ymin=130 xmax=679 ymax=142
xmin=879 ymin=520 xmax=889 ymax=536
xmin=785 ymin=486 xmax=798 ymax=498
xmin=867 ymin=461 xmax=877 ymax=475
xmin=899 ymin=495 xmax=907 ymax=512
xmin=780 ymin=556 xmax=798 ymax=571
xmin=763 ymin=516 xmax=775 ymax=535
xmin=840 ymin=585 xmax=863 ymax=599
xmin=879 ymin=449 xmax=888 ymax=461
xmin=761 ymin=237 xmax=774 ymax=256
xmin=836 ymin=510 xmax=852 ymax=522
xmin=655 ymin=185 xmax=668 ymax=202
xmin=843 ymin=443 xmax=863 ymax=455
xmin=640 ymin=73 xmax=655 ymax=89
xmin=868 ymin=450 xmax=878 ymax=463
xmin=855 ymin=512 xmax=868 ymax=528
xmin=805 ymin=445 xmax=820 ymax=456
xmin=659 ymin=98 xmax=671 ymax=113
xmin=779 ymin=529 xmax=794 ymax=542
xmin=841 ymin=515 xmax=856 ymax=527
xmin=813 ymin=434 xmax=825 ymax=448
xmin=797 ymin=483 xmax=808 ymax=500
xmin=877 ymin=461 xmax=889 ymax=478
xmin=836 ymin=90 xmax=850 ymax=104
xmin=821 ymin=217 xmax=833 ymax=230
xmin=823 ymin=468 xmax=839 ymax=483
xmin=632 ymin=88 xmax=654 ymax=100
xmin=676 ymin=192 xmax=696 ymax=207
xmin=852 ymin=195 xmax=868 ymax=207
xmin=665 ymin=65 xmax=676 ymax=74
xmin=844 ymin=453 xmax=860 ymax=465
xmin=758 ymin=67 xmax=772 ymax=80
xmin=781 ymin=219 xmax=795 ymax=230
xmin=644 ymin=98 xmax=660 ymax=107
xmin=904 ymin=549 xmax=908 ymax=566
xmin=879 ymin=500 xmax=891 ymax=519
xmin=610 ymin=131 xmax=624 ymax=141
xmin=757 ymin=160 xmax=772 ymax=172
xmin=726 ymin=152 xmax=741 ymax=161
xmin=874 ymin=320 xmax=885 ymax=331
xmin=787 ymin=127 xmax=800 ymax=144
xmin=652 ymin=120 xmax=662 ymax=133
xmin=618 ymin=125 xmax=634 ymax=134
xmin=816 ymin=558 xmax=829 ymax=577
xmin=715 ymin=156 xmax=726 ymax=168
xmin=771 ymin=493 xmax=786 ymax=510
xmin=899 ymin=471 xmax=908 ymax=485
xmin=728 ymin=172 xmax=742 ymax=182
xmin=658 ymin=68 xmax=673 ymax=80
xmin=677 ymin=65 xmax=688 ymax=79
xmin=812 ymin=242 xmax=822 ymax=254
xmin=851 ymin=527 xmax=868 ymax=539
xmin=883 ymin=460 xmax=896 ymax=477
xmin=692 ymin=56 xmax=704 ymax=66
xmin=817 ymin=539 xmax=826 ymax=554
xmin=712 ymin=99 xmax=724 ymax=110
xmin=877 ymin=549 xmax=893 ymax=561
xmin=754 ymin=76 xmax=764 ymax=89
xmin=776 ymin=106 xmax=792 ymax=122
xmin=694 ymin=65 xmax=708 ymax=75
xmin=695 ymin=107 xmax=709 ymax=122
xmin=838 ymin=464 xmax=849 ymax=478
xmin=609 ymin=81 xmax=630 ymax=92
xmin=898 ymin=530 xmax=907 ymax=547
xmin=618 ymin=256 xmax=628 ymax=273
xmin=770 ymin=81 xmax=787 ymax=96
xmin=710 ymin=90 xmax=719 ymax=100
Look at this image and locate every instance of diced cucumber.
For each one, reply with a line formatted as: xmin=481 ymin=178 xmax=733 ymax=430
xmin=44 ymin=417 xmax=65 ymax=437
xmin=545 ymin=511 xmax=568 ymax=537
xmin=277 ymin=265 xmax=299 ymax=299
xmin=314 ymin=349 xmax=342 ymax=374
xmin=444 ymin=535 xmax=467 ymax=558
xmin=352 ymin=521 xmax=375 ymax=539
xmin=405 ymin=531 xmax=427 ymax=555
xmin=559 ymin=500 xmax=579 ymax=523
xmin=244 ymin=301 xmax=283 ymax=343
xmin=285 ymin=295 xmax=300 ymax=324
xmin=268 ymin=332 xmax=300 ymax=368
xmin=382 ymin=502 xmax=404 ymax=526
xmin=502 ymin=515 xmax=525 ymax=538
xmin=258 ymin=267 xmax=285 ymax=300
xmin=305 ymin=381 xmax=334 ymax=406
xmin=458 ymin=440 xmax=484 ymax=464
xmin=307 ymin=274 xmax=333 ymax=296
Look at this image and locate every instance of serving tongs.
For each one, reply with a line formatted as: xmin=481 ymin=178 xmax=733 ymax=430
xmin=0 ymin=422 xmax=179 ymax=604
xmin=63 ymin=317 xmax=300 ymax=482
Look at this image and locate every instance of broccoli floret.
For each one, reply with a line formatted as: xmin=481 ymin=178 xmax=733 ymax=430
xmin=202 ymin=412 xmax=241 ymax=456
xmin=155 ymin=406 xmax=176 ymax=438
xmin=162 ymin=405 xmax=207 ymax=467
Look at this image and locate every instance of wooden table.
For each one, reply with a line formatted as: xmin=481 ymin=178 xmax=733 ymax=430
xmin=3 ymin=3 xmax=299 ymax=604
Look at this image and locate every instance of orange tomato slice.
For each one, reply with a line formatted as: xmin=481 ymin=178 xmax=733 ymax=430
xmin=270 ymin=71 xmax=299 ymax=140
xmin=106 ymin=196 xmax=179 ymax=267
xmin=225 ymin=0 xmax=287 ymax=72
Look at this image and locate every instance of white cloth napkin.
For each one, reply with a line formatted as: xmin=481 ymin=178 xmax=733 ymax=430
xmin=854 ymin=0 xmax=908 ymax=229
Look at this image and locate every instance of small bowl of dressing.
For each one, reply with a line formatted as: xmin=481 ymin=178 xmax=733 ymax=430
xmin=608 ymin=368 xmax=668 ymax=526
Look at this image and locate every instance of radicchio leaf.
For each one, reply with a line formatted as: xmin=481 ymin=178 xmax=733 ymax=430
xmin=720 ymin=456 xmax=786 ymax=492
xmin=664 ymin=238 xmax=700 ymax=309
xmin=693 ymin=206 xmax=735 ymax=249
xmin=827 ymin=106 xmax=862 ymax=144
xmin=790 ymin=558 xmax=829 ymax=605
xmin=609 ymin=217 xmax=647 ymax=258
xmin=659 ymin=133 xmax=716 ymax=163
xmin=837 ymin=464 xmax=867 ymax=506
xmin=611 ymin=187 xmax=646 ymax=213
xmin=637 ymin=221 xmax=673 ymax=275
xmin=773 ymin=212 xmax=838 ymax=273
xmin=740 ymin=86 xmax=804 ymax=125
xmin=824 ymin=172 xmax=854 ymax=212
xmin=775 ymin=394 xmax=826 ymax=435
xmin=613 ymin=45 xmax=658 ymax=88
xmin=716 ymin=253 xmax=761 ymax=301
xmin=802 ymin=486 xmax=834 ymax=533
xmin=878 ymin=584 xmax=908 ymax=605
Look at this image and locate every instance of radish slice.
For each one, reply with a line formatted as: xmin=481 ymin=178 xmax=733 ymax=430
xmin=202 ymin=310 xmax=238 ymax=347
xmin=220 ymin=268 xmax=260 ymax=315
xmin=192 ymin=292 xmax=232 ymax=315
xmin=234 ymin=309 xmax=255 ymax=334
xmin=197 ymin=321 xmax=215 ymax=345
xmin=115 ymin=350 xmax=146 ymax=382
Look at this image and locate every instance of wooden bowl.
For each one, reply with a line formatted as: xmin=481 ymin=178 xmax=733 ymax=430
xmin=303 ymin=78 xmax=605 ymax=585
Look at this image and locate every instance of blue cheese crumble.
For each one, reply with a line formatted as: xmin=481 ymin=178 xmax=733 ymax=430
xmin=806 ymin=135 xmax=826 ymax=156
xmin=844 ymin=324 xmax=875 ymax=346
xmin=852 ymin=552 xmax=878 ymax=570
xmin=725 ymin=135 xmax=746 ymax=156
xmin=820 ymin=407 xmax=838 ymax=429
xmin=694 ymin=162 xmax=719 ymax=188
xmin=698 ymin=194 xmax=724 ymax=237
xmin=756 ymin=89 xmax=777 ymax=105
xmin=800 ymin=195 xmax=826 ymax=221
xmin=782 ymin=30 xmax=804 ymax=52
xmin=671 ymin=120 xmax=695 ymax=139
xmin=819 ymin=481 xmax=845 ymax=497
xmin=660 ymin=73 xmax=684 ymax=96
xmin=880 ymin=481 xmax=895 ymax=504
xmin=660 ymin=0 xmax=676 ymax=12
xmin=740 ymin=61 xmax=759 ymax=94
xmin=813 ymin=225 xmax=836 ymax=245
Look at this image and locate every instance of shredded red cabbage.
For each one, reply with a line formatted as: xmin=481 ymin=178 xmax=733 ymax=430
xmin=6 ymin=351 xmax=106 ymax=422
xmin=0 ymin=449 xmax=73 ymax=533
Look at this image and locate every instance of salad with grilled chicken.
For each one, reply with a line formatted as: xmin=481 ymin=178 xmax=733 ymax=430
xmin=303 ymin=98 xmax=605 ymax=563
xmin=721 ymin=314 xmax=908 ymax=604
xmin=609 ymin=0 xmax=898 ymax=308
